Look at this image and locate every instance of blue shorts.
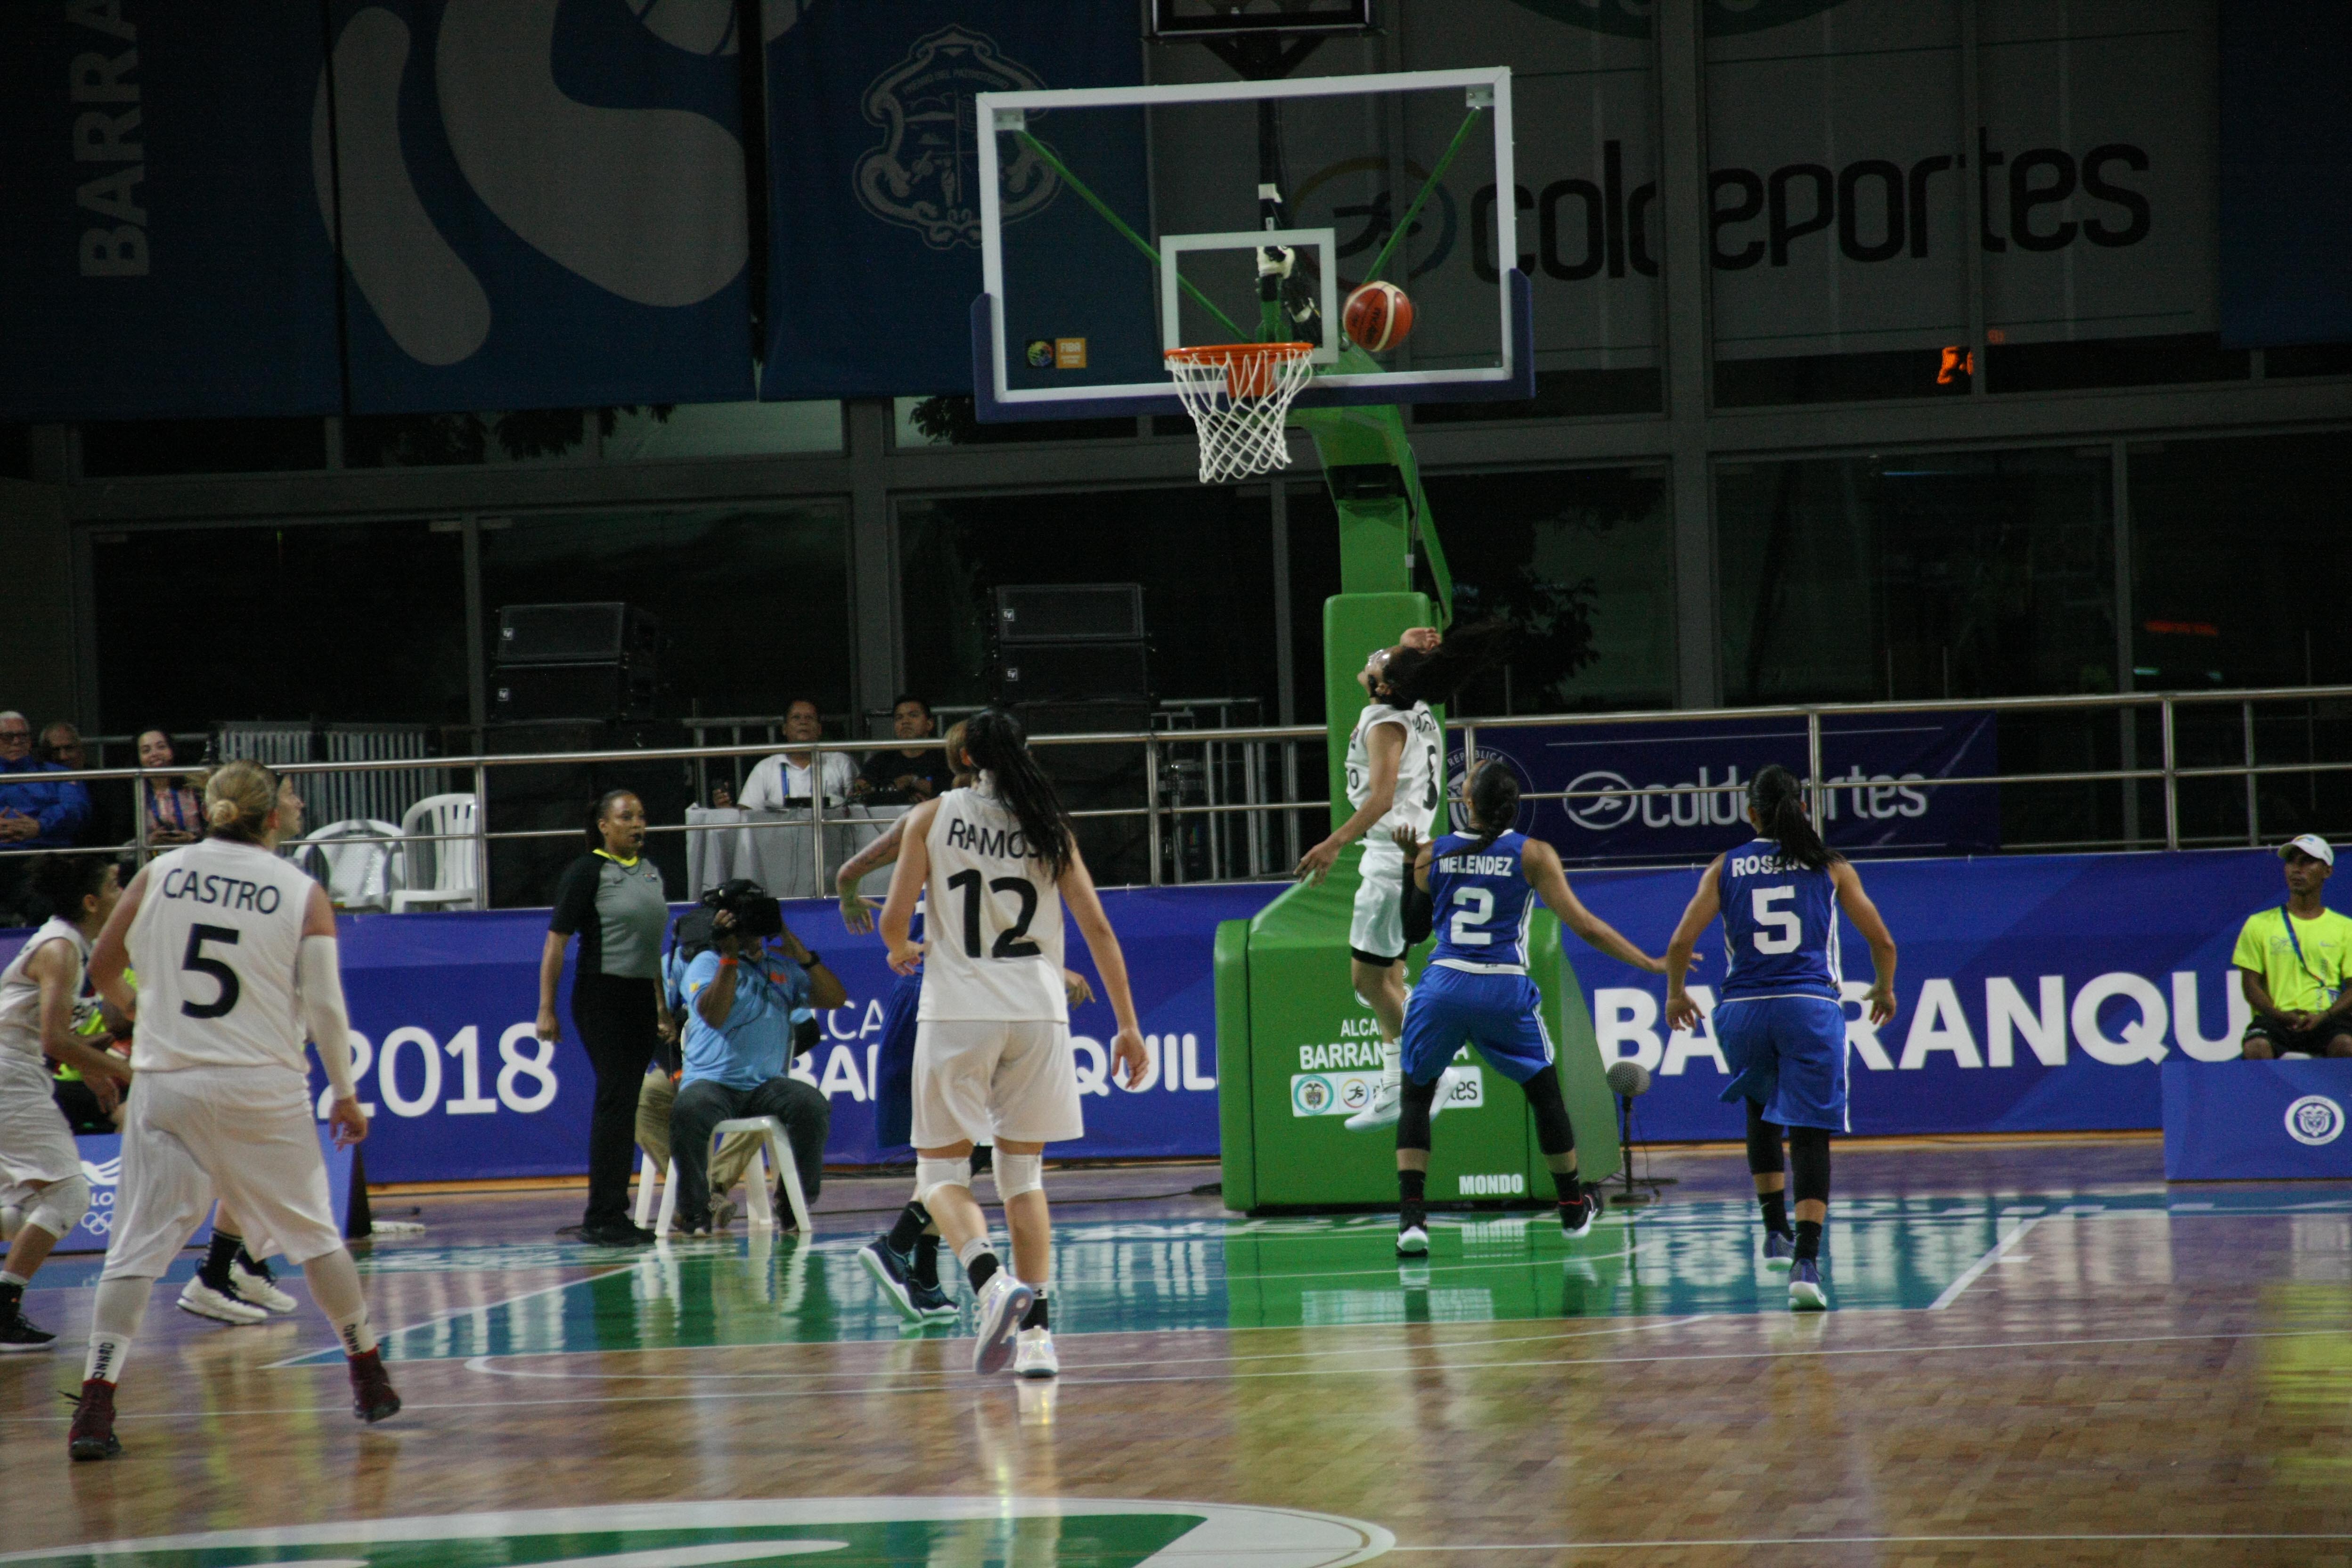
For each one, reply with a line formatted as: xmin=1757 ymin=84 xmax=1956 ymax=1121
xmin=1399 ymin=964 xmax=1554 ymax=1086
xmin=871 ymin=968 xmax=924 ymax=1149
xmin=1715 ymin=993 xmax=1848 ymax=1132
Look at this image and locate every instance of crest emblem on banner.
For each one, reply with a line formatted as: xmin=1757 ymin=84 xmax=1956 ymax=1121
xmin=856 ymin=26 xmax=1058 ymax=250
xmin=2284 ymin=1094 xmax=2346 ymax=1147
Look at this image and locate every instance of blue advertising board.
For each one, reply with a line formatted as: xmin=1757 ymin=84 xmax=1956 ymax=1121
xmin=324 ymin=0 xmax=754 ymax=413
xmin=2162 ymin=1059 xmax=2352 ymax=1181
xmin=318 ymin=882 xmax=1278 ymax=1184
xmin=0 ymin=1 xmax=342 ymax=420
xmin=1457 ymin=710 xmax=1998 ymax=865
xmin=0 ymin=847 xmax=2311 ymax=1184
xmin=1565 ymin=846 xmax=2294 ymax=1142
xmin=759 ymin=1 xmax=1149 ymax=400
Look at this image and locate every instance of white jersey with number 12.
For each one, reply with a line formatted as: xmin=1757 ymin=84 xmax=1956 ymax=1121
xmin=917 ymin=785 xmax=1067 ymax=1023
xmin=1346 ymin=701 xmax=1443 ymax=841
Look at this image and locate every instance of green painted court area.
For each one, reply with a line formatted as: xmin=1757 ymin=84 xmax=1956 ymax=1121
xmin=289 ymin=1191 xmax=2352 ymax=1367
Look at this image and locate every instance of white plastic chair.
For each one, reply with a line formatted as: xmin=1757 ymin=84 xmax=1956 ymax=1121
xmin=651 ymin=1116 xmax=813 ymax=1237
xmin=390 ymin=793 xmax=479 ymax=912
xmin=292 ymin=819 xmax=405 ymax=910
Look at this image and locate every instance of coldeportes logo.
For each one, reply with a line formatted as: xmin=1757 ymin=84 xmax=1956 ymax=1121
xmin=2284 ymin=1094 xmax=2345 ymax=1147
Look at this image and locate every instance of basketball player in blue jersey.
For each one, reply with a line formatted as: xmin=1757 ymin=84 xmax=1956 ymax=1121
xmin=1663 ymin=763 xmax=1897 ymax=1310
xmin=1390 ymin=761 xmax=1667 ymax=1256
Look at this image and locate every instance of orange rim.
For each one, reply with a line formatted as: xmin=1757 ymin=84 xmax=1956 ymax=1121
xmin=1164 ymin=341 xmax=1315 ymax=399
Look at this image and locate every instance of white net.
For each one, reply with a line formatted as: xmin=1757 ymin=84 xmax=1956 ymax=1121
xmin=1164 ymin=342 xmax=1317 ymax=484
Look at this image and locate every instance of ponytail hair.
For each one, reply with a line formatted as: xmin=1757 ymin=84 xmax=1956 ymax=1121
xmin=1466 ymin=760 xmax=1520 ymax=850
xmin=1377 ymin=621 xmax=1517 ymax=710
xmin=1748 ymin=763 xmax=1838 ymax=872
xmin=203 ymin=760 xmax=279 ymax=843
xmin=963 ymin=707 xmax=1074 ymax=878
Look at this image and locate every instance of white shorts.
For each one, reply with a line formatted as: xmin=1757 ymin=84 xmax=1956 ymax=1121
xmin=0 ymin=1051 xmax=82 ymax=1188
xmin=1349 ymin=840 xmax=1407 ymax=964
xmin=103 ymin=1066 xmax=344 ymax=1279
xmin=911 ymin=1019 xmax=1084 ymax=1149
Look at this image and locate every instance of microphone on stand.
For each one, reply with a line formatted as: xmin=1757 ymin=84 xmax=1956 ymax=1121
xmin=1605 ymin=1059 xmax=1652 ymax=1203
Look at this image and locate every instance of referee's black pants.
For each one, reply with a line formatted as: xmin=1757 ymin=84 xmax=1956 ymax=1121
xmin=571 ymin=971 xmax=661 ymax=1227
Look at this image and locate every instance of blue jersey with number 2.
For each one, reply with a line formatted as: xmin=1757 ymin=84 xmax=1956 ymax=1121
xmin=1717 ymin=838 xmax=1840 ymax=1001
xmin=1428 ymin=830 xmax=1536 ymax=973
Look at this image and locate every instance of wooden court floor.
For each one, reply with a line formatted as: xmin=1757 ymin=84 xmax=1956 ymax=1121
xmin=2 ymin=1137 xmax=2347 ymax=1567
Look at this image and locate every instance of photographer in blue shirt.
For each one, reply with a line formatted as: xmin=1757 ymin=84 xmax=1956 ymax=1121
xmin=670 ymin=881 xmax=843 ymax=1234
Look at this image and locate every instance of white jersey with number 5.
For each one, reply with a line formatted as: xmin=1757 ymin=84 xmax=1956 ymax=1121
xmin=126 ymin=838 xmax=318 ymax=1078
xmin=918 ymin=785 xmax=1067 ymax=1023
xmin=1346 ymin=701 xmax=1443 ymax=841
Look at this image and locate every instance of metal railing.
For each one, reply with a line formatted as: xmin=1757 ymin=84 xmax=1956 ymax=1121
xmin=5 ymin=684 xmax=2349 ymax=910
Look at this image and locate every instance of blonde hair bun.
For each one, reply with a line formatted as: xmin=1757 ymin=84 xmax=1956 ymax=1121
xmin=201 ymin=759 xmax=278 ymax=841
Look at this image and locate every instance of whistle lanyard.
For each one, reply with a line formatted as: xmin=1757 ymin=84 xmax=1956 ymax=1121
xmin=2279 ymin=905 xmax=2341 ymax=1003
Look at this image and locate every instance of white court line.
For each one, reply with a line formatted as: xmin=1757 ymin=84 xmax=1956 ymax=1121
xmin=1386 ymin=1533 xmax=2352 ymax=1552
xmin=459 ymin=1315 xmax=1720 ymax=1381
xmin=1927 ymin=1214 xmax=2042 ymax=1311
xmin=14 ymin=1323 xmax=2338 ymax=1427
xmin=262 ymin=1263 xmax=640 ymax=1369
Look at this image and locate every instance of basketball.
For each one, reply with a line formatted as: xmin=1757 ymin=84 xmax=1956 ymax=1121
xmin=1343 ymin=280 xmax=1414 ymax=352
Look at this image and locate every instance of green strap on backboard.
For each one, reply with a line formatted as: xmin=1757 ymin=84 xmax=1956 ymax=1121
xmin=1361 ymin=106 xmax=1487 ymax=289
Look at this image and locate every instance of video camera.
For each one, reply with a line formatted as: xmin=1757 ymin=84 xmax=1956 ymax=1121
xmin=703 ymin=877 xmax=783 ymax=939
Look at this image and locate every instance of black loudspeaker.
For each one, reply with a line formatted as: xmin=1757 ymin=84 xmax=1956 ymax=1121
xmin=497 ymin=603 xmax=660 ymax=665
xmin=480 ymin=720 xmax=693 ymax=907
xmin=995 ymin=584 xmax=1145 ymax=643
xmin=491 ymin=662 xmax=658 ymax=721
xmin=1020 ymin=701 xmax=1152 ymax=887
xmin=997 ymin=641 xmax=1150 ymax=704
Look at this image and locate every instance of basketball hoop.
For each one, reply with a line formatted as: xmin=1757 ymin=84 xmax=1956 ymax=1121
xmin=1164 ymin=341 xmax=1316 ymax=484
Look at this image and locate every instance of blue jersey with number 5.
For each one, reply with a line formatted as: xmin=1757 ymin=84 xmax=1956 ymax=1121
xmin=1717 ymin=838 xmax=1840 ymax=1001
xmin=1427 ymin=830 xmax=1536 ymax=975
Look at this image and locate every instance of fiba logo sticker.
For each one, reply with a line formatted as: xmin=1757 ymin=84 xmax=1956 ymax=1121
xmin=2284 ymin=1094 xmax=2346 ymax=1147
xmin=1446 ymin=745 xmax=1534 ymax=835
xmin=856 ymin=27 xmax=1059 ymax=250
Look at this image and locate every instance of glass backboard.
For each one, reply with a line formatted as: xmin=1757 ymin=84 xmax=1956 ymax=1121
xmin=973 ymin=67 xmax=1533 ymax=421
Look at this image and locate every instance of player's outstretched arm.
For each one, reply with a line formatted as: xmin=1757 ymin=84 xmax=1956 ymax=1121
xmin=86 ymin=863 xmax=148 ymax=1021
xmin=1298 ymin=720 xmax=1403 ymax=884
xmin=1059 ymin=845 xmax=1147 ymax=1088
xmin=1830 ymin=861 xmax=1898 ymax=1025
xmin=878 ymin=799 xmax=940 ymax=974
xmin=835 ymin=816 xmax=907 ymax=933
xmin=1664 ymin=856 xmax=1726 ymax=1030
xmin=1525 ymin=839 xmax=1666 ymax=973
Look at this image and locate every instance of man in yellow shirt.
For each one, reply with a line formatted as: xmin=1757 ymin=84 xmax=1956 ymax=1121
xmin=2232 ymin=834 xmax=2352 ymax=1059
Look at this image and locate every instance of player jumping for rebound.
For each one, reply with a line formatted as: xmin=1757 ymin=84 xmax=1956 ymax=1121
xmin=880 ymin=708 xmax=1147 ymax=1378
xmin=1662 ymin=763 xmax=1897 ymax=1311
xmin=1391 ymin=761 xmax=1666 ymax=1256
xmin=1297 ymin=622 xmax=1513 ymax=1132
xmin=71 ymin=762 xmax=396 ymax=1460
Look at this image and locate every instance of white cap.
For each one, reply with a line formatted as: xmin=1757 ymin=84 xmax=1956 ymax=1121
xmin=2278 ymin=833 xmax=2335 ymax=867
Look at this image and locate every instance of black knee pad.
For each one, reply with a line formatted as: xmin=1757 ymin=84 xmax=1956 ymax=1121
xmin=1519 ymin=1065 xmax=1576 ymax=1156
xmin=1745 ymin=1098 xmax=1786 ymax=1176
xmin=1788 ymin=1124 xmax=1831 ymax=1205
xmin=1396 ymin=1076 xmax=1441 ymax=1152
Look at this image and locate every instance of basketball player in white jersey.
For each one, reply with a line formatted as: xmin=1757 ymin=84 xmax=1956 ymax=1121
xmin=69 ymin=761 xmax=396 ymax=1460
xmin=1297 ymin=623 xmax=1515 ymax=1132
xmin=879 ymin=707 xmax=1148 ymax=1378
xmin=0 ymin=855 xmax=133 ymax=1351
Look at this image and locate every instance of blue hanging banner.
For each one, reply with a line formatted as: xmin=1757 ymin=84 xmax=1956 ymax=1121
xmin=326 ymin=0 xmax=753 ymax=413
xmin=1455 ymin=710 xmax=1999 ymax=866
xmin=0 ymin=0 xmax=342 ymax=420
xmin=759 ymin=0 xmax=1149 ymax=400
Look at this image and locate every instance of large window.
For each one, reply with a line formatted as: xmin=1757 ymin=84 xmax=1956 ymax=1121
xmin=91 ymin=521 xmax=467 ymax=732
xmin=478 ymin=505 xmax=854 ymax=724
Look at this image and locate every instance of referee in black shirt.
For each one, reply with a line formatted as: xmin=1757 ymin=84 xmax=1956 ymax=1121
xmin=537 ymin=791 xmax=673 ymax=1245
